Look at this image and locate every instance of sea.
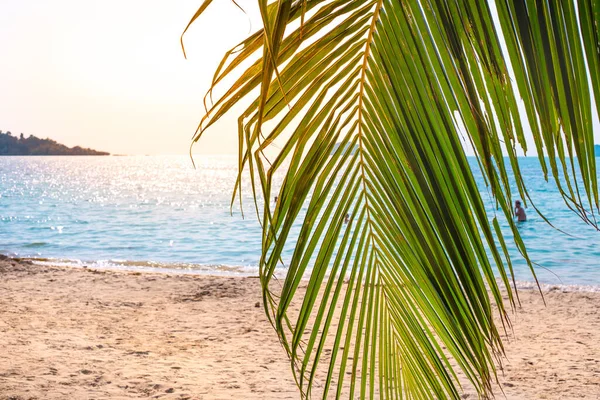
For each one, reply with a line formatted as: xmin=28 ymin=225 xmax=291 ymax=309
xmin=1 ymin=155 xmax=600 ymax=290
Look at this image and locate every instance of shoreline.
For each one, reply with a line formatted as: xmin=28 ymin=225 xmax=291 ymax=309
xmin=1 ymin=257 xmax=599 ymax=399
xmin=17 ymin=255 xmax=600 ymax=293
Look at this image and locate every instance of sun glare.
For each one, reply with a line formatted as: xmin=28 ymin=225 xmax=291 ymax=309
xmin=0 ymin=0 xmax=260 ymax=155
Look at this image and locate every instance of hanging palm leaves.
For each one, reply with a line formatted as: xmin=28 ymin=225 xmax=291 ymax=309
xmin=183 ymin=0 xmax=599 ymax=398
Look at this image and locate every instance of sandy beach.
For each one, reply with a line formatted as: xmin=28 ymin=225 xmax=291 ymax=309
xmin=1 ymin=257 xmax=599 ymax=399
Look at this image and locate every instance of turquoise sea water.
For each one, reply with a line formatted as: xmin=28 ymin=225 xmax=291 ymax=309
xmin=1 ymin=155 xmax=600 ymax=288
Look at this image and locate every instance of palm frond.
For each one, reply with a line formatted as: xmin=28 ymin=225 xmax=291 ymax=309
xmin=184 ymin=0 xmax=600 ymax=398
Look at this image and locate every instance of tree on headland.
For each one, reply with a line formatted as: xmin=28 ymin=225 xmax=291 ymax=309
xmin=184 ymin=1 xmax=599 ymax=398
xmin=0 ymin=131 xmax=109 ymax=155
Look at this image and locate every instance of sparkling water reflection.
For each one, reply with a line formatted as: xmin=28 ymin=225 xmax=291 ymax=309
xmin=1 ymin=155 xmax=600 ymax=287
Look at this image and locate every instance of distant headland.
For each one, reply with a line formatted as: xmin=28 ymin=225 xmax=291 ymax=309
xmin=0 ymin=130 xmax=109 ymax=156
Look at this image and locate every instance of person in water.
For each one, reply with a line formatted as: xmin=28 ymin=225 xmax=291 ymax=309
xmin=515 ymin=200 xmax=527 ymax=222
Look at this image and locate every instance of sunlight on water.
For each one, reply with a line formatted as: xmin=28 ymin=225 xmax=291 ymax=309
xmin=0 ymin=156 xmax=269 ymax=269
xmin=1 ymin=155 xmax=600 ymax=288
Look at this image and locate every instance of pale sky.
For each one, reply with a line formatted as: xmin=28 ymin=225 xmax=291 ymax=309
xmin=0 ymin=0 xmax=261 ymax=155
xmin=1 ymin=1 xmax=598 ymax=156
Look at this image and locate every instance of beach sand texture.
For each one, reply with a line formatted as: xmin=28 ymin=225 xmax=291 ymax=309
xmin=1 ymin=258 xmax=599 ymax=399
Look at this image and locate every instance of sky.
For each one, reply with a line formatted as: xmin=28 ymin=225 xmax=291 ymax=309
xmin=1 ymin=1 xmax=598 ymax=156
xmin=0 ymin=0 xmax=261 ymax=155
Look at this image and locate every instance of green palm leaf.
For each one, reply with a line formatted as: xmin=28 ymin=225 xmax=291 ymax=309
xmin=183 ymin=0 xmax=600 ymax=398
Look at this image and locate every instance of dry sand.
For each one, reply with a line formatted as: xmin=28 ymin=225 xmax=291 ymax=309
xmin=0 ymin=257 xmax=599 ymax=399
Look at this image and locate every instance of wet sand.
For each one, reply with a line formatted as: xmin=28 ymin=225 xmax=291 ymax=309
xmin=1 ymin=257 xmax=599 ymax=399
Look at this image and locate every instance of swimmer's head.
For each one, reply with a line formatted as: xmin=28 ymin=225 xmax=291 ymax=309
xmin=515 ymin=200 xmax=521 ymax=207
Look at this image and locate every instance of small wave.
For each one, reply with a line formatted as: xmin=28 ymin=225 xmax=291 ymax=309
xmin=513 ymin=280 xmax=600 ymax=293
xmin=14 ymin=255 xmax=600 ymax=292
xmin=26 ymin=257 xmax=263 ymax=277
xmin=24 ymin=242 xmax=49 ymax=248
